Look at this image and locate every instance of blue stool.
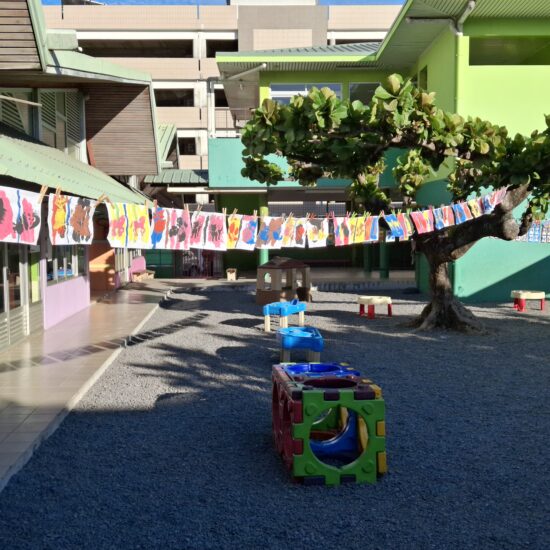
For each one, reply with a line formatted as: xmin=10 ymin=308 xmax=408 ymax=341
xmin=263 ymin=299 xmax=307 ymax=332
xmin=277 ymin=326 xmax=324 ymax=362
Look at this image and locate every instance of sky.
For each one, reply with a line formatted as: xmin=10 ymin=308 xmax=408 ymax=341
xmin=42 ymin=1 xmax=405 ymax=6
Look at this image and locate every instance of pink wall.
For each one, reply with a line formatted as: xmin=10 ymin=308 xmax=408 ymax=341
xmin=43 ymin=274 xmax=91 ymax=330
xmin=130 ymin=255 xmax=146 ymax=276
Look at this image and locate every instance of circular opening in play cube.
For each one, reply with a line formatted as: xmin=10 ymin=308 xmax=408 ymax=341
xmin=309 ymin=406 xmax=367 ymax=467
xmin=304 ymin=377 xmax=357 ymax=389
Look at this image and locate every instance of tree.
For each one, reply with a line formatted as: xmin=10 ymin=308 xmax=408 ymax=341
xmin=240 ymin=74 xmax=550 ymax=331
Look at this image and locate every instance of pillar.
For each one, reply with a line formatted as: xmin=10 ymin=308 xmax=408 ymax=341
xmin=363 ymin=243 xmax=373 ymax=273
xmin=258 ymin=200 xmax=269 ymax=267
xmin=379 ymin=239 xmax=389 ymax=280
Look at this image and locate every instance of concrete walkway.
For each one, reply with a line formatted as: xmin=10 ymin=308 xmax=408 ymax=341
xmin=0 ymin=282 xmax=169 ymax=491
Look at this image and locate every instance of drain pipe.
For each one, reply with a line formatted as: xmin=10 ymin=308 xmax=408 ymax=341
xmin=226 ymin=63 xmax=267 ymax=81
xmin=454 ymin=1 xmax=476 ymax=35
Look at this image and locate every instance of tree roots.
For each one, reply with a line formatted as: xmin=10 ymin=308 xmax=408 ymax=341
xmin=410 ymin=299 xmax=486 ymax=333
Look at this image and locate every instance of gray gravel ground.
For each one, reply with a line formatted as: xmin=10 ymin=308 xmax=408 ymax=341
xmin=0 ymin=288 xmax=549 ymax=550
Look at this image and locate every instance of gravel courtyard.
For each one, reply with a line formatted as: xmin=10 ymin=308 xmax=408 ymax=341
xmin=0 ymin=288 xmax=548 ymax=549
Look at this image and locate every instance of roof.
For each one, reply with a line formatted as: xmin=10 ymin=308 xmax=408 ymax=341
xmin=157 ymin=124 xmax=177 ymax=163
xmin=143 ymin=169 xmax=208 ymax=186
xmin=0 ymin=124 xmax=145 ymax=204
xmin=260 ymin=257 xmax=309 ymax=270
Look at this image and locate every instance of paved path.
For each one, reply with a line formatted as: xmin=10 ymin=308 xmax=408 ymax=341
xmin=0 ymin=288 xmax=548 ymax=549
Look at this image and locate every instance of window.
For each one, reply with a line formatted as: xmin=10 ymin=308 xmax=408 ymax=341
xmin=7 ymin=245 xmax=21 ymax=310
xmin=418 ymin=66 xmax=428 ymax=90
xmin=0 ymin=245 xmax=4 ymax=313
xmin=270 ymin=83 xmax=342 ymax=105
xmin=469 ymin=36 xmax=550 ymax=65
xmin=77 ymin=245 xmax=87 ymax=277
xmin=214 ymin=89 xmax=228 ymax=107
xmin=28 ymin=247 xmax=41 ymax=304
xmin=0 ymin=91 xmax=33 ymax=135
xmin=154 ymin=89 xmax=195 ymax=107
xmin=178 ymin=138 xmax=196 ymax=156
xmin=205 ymin=40 xmax=238 ymax=58
xmin=79 ymin=40 xmax=194 ymax=58
xmin=47 ymin=245 xmax=85 ymax=284
xmin=349 ymin=83 xmax=379 ymax=105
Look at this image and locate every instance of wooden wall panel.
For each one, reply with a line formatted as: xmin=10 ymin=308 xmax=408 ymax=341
xmin=84 ymin=84 xmax=159 ymax=177
xmin=0 ymin=0 xmax=40 ymax=69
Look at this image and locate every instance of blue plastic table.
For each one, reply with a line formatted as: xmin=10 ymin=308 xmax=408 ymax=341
xmin=277 ymin=326 xmax=323 ymax=362
xmin=263 ymin=299 xmax=306 ymax=332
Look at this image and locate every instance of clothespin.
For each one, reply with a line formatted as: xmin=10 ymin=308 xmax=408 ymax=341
xmin=37 ymin=185 xmax=48 ymax=205
xmin=55 ymin=187 xmax=61 ymax=198
xmin=222 ymin=207 xmax=227 ymax=217
xmin=288 ymin=211 xmax=294 ymax=221
xmin=197 ymin=204 xmax=202 ymax=213
xmin=95 ymin=193 xmax=106 ymax=207
xmin=184 ymin=203 xmax=189 ymax=212
xmin=104 ymin=195 xmax=113 ymax=205
xmin=232 ymin=208 xmax=237 ymax=216
xmin=153 ymin=199 xmax=158 ymax=210
xmin=253 ymin=209 xmax=258 ymax=218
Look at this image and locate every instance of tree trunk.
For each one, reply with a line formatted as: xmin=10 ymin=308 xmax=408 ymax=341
xmin=411 ymin=261 xmax=484 ymax=332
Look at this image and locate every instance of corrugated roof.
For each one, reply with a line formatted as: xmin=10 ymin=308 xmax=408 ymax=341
xmin=157 ymin=124 xmax=176 ymax=163
xmin=220 ymin=42 xmax=381 ymax=59
xmin=0 ymin=124 xmax=145 ymax=204
xmin=143 ymin=169 xmax=208 ymax=185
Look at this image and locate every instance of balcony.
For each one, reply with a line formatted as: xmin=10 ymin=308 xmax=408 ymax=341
xmin=213 ymin=108 xmax=252 ymax=132
xmin=102 ymin=58 xmax=200 ymax=80
xmin=178 ymin=155 xmax=208 ymax=170
xmin=157 ymin=106 xmax=205 ymax=129
xmin=199 ymin=58 xmax=221 ymax=79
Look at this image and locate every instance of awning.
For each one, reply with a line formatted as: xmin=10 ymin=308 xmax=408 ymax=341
xmin=0 ymin=124 xmax=145 ymax=204
xmin=157 ymin=124 xmax=177 ymax=164
xmin=144 ymin=169 xmax=208 ymax=186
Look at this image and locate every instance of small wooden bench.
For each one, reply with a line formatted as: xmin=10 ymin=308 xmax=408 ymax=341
xmin=131 ymin=269 xmax=155 ymax=283
xmin=511 ymin=290 xmax=545 ymax=312
xmin=357 ymin=296 xmax=392 ymax=319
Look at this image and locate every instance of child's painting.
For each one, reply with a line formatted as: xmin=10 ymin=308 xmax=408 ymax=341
xmin=281 ymin=217 xmax=296 ymax=247
xmin=410 ymin=209 xmax=435 ymax=234
xmin=235 ymin=215 xmax=257 ymax=251
xmin=334 ymin=217 xmax=351 ymax=246
xmin=48 ymin=194 xmax=95 ymax=246
xmin=106 ymin=203 xmax=128 ymax=248
xmin=352 ymin=215 xmax=366 ymax=244
xmin=150 ymin=206 xmax=168 ymax=249
xmin=190 ymin=211 xmax=208 ymax=249
xmin=166 ymin=208 xmax=191 ymax=250
xmin=384 ymin=213 xmax=405 ymax=239
xmin=481 ymin=189 xmax=506 ymax=215
xmin=397 ymin=213 xmax=414 ymax=240
xmin=0 ymin=185 xmax=41 ymax=245
xmin=468 ymin=198 xmax=483 ymax=218
xmin=433 ymin=206 xmax=455 ymax=230
xmin=306 ymin=218 xmax=329 ymax=248
xmin=256 ymin=216 xmax=284 ymax=249
xmin=294 ymin=218 xmax=307 ymax=248
xmin=126 ymin=204 xmax=151 ymax=249
xmin=452 ymin=202 xmax=473 ymax=225
xmin=364 ymin=216 xmax=379 ymax=242
xmin=204 ymin=213 xmax=227 ymax=251
xmin=227 ymin=214 xmax=242 ymax=249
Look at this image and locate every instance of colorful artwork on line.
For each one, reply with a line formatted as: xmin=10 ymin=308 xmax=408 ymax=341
xmin=48 ymin=194 xmax=95 ymax=245
xmin=282 ymin=217 xmax=296 ymax=247
xmin=126 ymin=204 xmax=151 ymax=249
xmin=294 ymin=218 xmax=307 ymax=248
xmin=203 ymin=213 xmax=228 ymax=251
xmin=433 ymin=206 xmax=455 ymax=230
xmin=334 ymin=217 xmax=351 ymax=246
xmin=227 ymin=214 xmax=241 ymax=249
xmin=256 ymin=216 xmax=284 ymax=249
xmin=150 ymin=207 xmax=168 ymax=249
xmin=352 ymin=216 xmax=366 ymax=244
xmin=235 ymin=215 xmax=257 ymax=251
xmin=106 ymin=203 xmax=128 ymax=248
xmin=164 ymin=208 xmax=191 ymax=250
xmin=468 ymin=198 xmax=483 ymax=218
xmin=0 ymin=185 xmax=41 ymax=245
xmin=452 ymin=202 xmax=473 ymax=224
xmin=189 ymin=211 xmax=208 ymax=249
xmin=384 ymin=213 xmax=405 ymax=239
xmin=306 ymin=218 xmax=329 ymax=248
xmin=397 ymin=213 xmax=414 ymax=240
xmin=364 ymin=216 xmax=379 ymax=242
xmin=410 ymin=209 xmax=435 ymax=234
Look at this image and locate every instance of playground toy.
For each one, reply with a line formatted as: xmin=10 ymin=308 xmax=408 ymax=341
xmin=272 ymin=362 xmax=386 ymax=486
xmin=357 ymin=295 xmax=392 ymax=319
xmin=256 ymin=256 xmax=311 ymax=306
xmin=277 ymin=326 xmax=323 ymax=362
xmin=511 ymin=290 xmax=546 ymax=312
xmin=263 ymin=299 xmax=306 ymax=332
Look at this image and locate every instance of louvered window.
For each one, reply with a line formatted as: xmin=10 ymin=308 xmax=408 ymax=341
xmin=66 ymin=92 xmax=82 ymax=143
xmin=0 ymin=91 xmax=33 ymax=135
xmin=40 ymin=91 xmax=56 ymax=128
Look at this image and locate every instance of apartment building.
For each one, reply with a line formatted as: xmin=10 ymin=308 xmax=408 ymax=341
xmin=43 ymin=1 xmax=401 ymax=174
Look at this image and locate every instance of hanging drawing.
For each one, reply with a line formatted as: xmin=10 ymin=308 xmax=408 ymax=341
xmin=433 ymin=206 xmax=455 ymax=230
xmin=227 ymin=214 xmax=242 ymax=249
xmin=306 ymin=218 xmax=329 ymax=248
xmin=334 ymin=217 xmax=351 ymax=246
xmin=410 ymin=209 xmax=435 ymax=234
xmin=294 ymin=218 xmax=307 ymax=248
xmin=235 ymin=214 xmax=258 ymax=251
xmin=126 ymin=203 xmax=151 ymax=249
xmin=364 ymin=215 xmax=379 ymax=242
xmin=468 ymin=198 xmax=483 ymax=218
xmin=256 ymin=216 xmax=284 ymax=249
xmin=204 ymin=212 xmax=228 ymax=251
xmin=352 ymin=215 xmax=367 ymax=244
xmin=150 ymin=206 xmax=168 ymax=249
xmin=189 ymin=211 xmax=208 ymax=249
xmin=452 ymin=202 xmax=473 ymax=225
xmin=165 ymin=208 xmax=191 ymax=250
xmin=397 ymin=213 xmax=414 ymax=240
xmin=106 ymin=203 xmax=128 ymax=248
xmin=0 ymin=185 xmax=41 ymax=245
xmin=48 ymin=194 xmax=95 ymax=246
xmin=384 ymin=213 xmax=405 ymax=239
xmin=281 ymin=216 xmax=296 ymax=248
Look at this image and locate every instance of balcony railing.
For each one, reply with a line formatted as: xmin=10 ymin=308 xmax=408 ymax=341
xmin=213 ymin=108 xmax=253 ymax=134
xmin=157 ymin=106 xmax=205 ymax=129
xmin=178 ymin=155 xmax=208 ymax=170
xmin=103 ymin=58 xmax=200 ymax=80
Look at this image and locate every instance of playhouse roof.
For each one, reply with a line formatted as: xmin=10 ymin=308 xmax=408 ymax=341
xmin=260 ymin=257 xmax=310 ymax=270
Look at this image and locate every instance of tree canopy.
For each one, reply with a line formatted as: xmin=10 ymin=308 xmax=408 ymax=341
xmin=240 ymin=74 xmax=550 ymax=331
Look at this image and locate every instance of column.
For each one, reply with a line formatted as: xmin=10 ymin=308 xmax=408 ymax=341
xmin=379 ymin=240 xmax=389 ymax=280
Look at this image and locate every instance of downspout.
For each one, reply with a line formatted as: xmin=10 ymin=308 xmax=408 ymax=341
xmin=454 ymin=1 xmax=476 ymax=112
